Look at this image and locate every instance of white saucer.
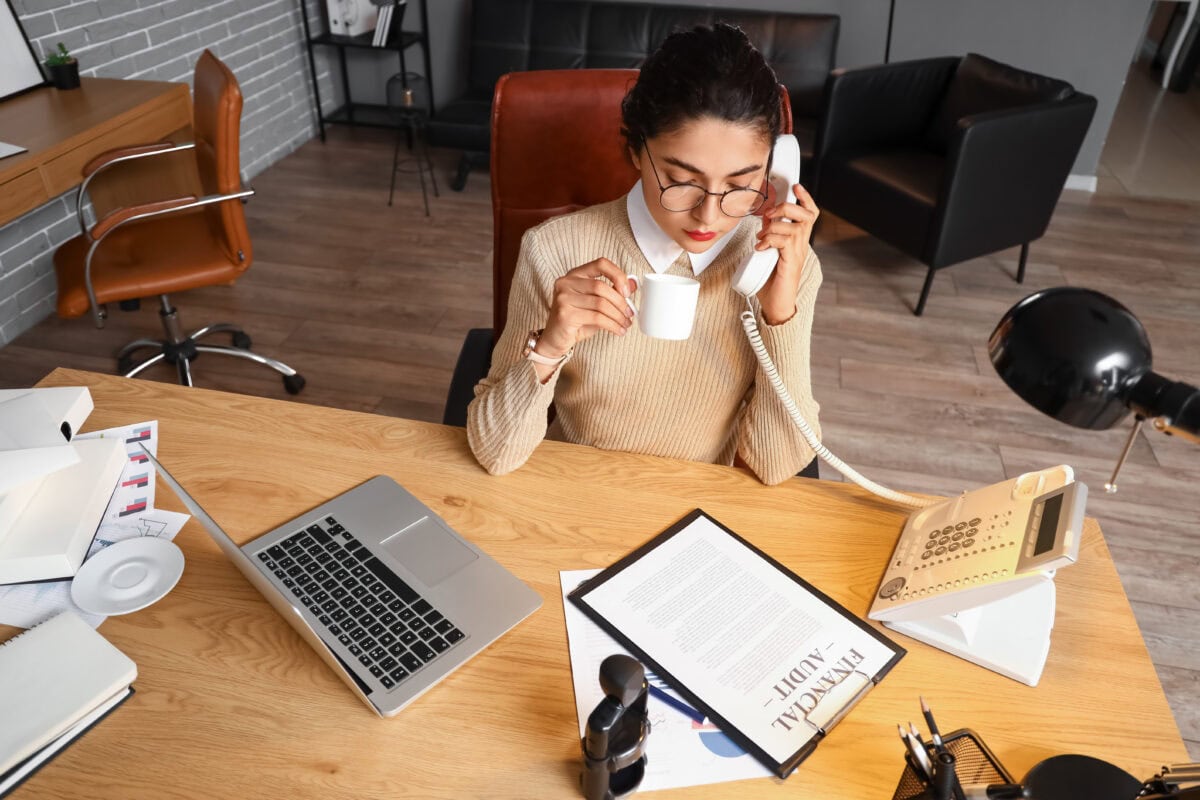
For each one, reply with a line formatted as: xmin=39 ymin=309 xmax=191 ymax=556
xmin=71 ymin=537 xmax=185 ymax=616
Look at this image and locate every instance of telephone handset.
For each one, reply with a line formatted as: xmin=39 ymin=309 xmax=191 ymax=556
xmin=731 ymin=134 xmax=802 ymax=297
xmin=732 ymin=134 xmax=930 ymax=507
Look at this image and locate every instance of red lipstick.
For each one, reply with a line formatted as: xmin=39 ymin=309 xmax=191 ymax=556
xmin=685 ymin=229 xmax=717 ymax=242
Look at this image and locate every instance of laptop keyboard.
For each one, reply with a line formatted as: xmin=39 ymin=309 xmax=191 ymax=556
xmin=255 ymin=515 xmax=465 ymax=691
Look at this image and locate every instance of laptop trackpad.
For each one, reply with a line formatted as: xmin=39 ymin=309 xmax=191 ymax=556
xmin=381 ymin=517 xmax=477 ymax=586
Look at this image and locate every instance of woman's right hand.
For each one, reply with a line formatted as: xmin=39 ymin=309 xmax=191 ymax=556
xmin=536 ymin=258 xmax=636 ymax=359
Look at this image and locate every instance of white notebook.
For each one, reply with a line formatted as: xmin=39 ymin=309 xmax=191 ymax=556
xmin=0 ymin=612 xmax=136 ymax=776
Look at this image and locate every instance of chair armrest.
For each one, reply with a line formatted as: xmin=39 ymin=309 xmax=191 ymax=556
xmin=928 ymin=93 xmax=1098 ymax=267
xmin=443 ymin=328 xmax=495 ymax=427
xmin=81 ymin=142 xmax=193 ymax=178
xmin=812 ymin=57 xmax=958 ymax=192
xmin=77 ymin=142 xmax=197 ymax=238
xmin=90 ymin=196 xmax=198 ymax=240
xmin=813 ymin=58 xmax=958 ymax=153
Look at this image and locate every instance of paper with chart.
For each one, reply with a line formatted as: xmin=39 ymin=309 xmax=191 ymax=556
xmin=0 ymin=420 xmax=190 ymax=628
xmin=561 ymin=569 xmax=773 ymax=791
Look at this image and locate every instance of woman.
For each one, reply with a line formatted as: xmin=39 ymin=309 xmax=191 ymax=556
xmin=467 ymin=23 xmax=822 ymax=486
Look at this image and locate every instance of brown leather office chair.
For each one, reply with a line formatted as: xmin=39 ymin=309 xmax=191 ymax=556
xmin=53 ymin=50 xmax=305 ymax=393
xmin=442 ymin=68 xmax=792 ymax=425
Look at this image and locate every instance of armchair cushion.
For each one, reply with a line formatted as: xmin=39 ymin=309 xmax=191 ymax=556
xmin=924 ymin=53 xmax=1074 ymax=152
xmin=819 ymin=148 xmax=944 ymax=260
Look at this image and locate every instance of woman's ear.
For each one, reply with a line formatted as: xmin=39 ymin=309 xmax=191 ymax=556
xmin=627 ymin=145 xmax=642 ymax=172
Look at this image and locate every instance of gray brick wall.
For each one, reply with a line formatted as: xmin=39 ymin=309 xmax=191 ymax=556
xmin=0 ymin=0 xmax=339 ymax=346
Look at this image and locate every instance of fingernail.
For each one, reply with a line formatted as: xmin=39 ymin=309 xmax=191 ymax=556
xmin=626 ymin=297 xmax=637 ymax=317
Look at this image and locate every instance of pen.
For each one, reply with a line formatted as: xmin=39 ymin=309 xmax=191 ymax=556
xmin=920 ymin=696 xmax=947 ymax=754
xmin=898 ymin=724 xmax=933 ymax=782
xmin=647 ymin=683 xmax=705 ymax=724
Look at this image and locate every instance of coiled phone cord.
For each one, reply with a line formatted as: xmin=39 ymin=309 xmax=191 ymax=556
xmin=740 ymin=307 xmax=936 ymax=508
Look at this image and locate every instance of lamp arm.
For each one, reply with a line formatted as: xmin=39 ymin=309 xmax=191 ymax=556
xmin=1128 ymin=372 xmax=1200 ymax=444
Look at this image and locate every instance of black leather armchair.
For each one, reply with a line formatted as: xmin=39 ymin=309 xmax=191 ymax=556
xmin=811 ymin=53 xmax=1097 ymax=316
xmin=426 ymin=0 xmax=838 ymax=192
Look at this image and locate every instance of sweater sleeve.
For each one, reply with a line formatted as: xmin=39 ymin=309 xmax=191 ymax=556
xmin=466 ymin=228 xmax=562 ymax=474
xmin=736 ymin=247 xmax=824 ymax=485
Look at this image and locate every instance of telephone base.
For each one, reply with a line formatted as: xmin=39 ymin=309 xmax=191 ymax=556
xmin=882 ymin=575 xmax=1056 ymax=686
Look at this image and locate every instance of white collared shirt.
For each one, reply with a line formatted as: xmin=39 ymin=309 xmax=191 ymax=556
xmin=625 ymin=179 xmax=740 ymax=276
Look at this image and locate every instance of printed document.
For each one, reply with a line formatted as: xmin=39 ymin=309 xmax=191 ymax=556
xmin=569 ymin=511 xmax=902 ymax=776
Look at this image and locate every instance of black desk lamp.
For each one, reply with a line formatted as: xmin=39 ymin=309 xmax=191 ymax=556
xmin=989 ymin=287 xmax=1199 ymax=492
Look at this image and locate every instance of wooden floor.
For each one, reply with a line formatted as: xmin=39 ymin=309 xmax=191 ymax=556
xmin=2 ymin=124 xmax=1196 ymax=760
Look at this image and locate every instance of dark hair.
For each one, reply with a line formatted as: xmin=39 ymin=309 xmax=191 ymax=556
xmin=621 ymin=23 xmax=782 ymax=154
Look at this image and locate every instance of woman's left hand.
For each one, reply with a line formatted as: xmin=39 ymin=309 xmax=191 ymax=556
xmin=755 ymin=183 xmax=819 ymax=325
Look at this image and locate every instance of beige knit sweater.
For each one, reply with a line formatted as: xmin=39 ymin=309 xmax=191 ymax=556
xmin=466 ymin=197 xmax=823 ymax=485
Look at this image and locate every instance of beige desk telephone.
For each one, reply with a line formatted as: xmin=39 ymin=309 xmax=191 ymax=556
xmin=733 ymin=136 xmax=1089 ymax=685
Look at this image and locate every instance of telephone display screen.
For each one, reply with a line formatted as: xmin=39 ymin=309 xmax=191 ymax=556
xmin=1033 ymin=493 xmax=1063 ymax=555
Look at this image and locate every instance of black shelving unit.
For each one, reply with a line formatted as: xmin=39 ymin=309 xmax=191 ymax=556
xmin=298 ymin=0 xmax=434 ymax=140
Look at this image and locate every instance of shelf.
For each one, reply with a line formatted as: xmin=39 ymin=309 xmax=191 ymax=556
xmin=309 ymin=29 xmax=422 ymax=52
xmin=299 ymin=0 xmax=434 ymax=140
xmin=325 ymin=103 xmax=424 ymax=130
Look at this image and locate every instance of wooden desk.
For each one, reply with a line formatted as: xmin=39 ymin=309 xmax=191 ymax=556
xmin=0 ymin=79 xmax=192 ymax=227
xmin=11 ymin=368 xmax=1187 ymax=799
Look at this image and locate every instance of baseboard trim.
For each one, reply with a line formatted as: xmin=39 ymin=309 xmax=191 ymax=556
xmin=1065 ymin=174 xmax=1098 ymax=192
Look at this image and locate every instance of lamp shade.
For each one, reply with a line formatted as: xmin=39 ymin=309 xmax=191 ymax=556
xmin=988 ymin=288 xmax=1151 ymax=430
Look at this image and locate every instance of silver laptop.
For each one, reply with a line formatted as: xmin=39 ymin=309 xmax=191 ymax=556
xmin=142 ymin=447 xmax=542 ymax=717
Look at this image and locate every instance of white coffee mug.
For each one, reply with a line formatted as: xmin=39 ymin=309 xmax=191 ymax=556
xmin=629 ymin=273 xmax=700 ymax=340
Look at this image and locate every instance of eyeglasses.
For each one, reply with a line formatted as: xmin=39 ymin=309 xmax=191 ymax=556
xmin=642 ymin=141 xmax=768 ymax=218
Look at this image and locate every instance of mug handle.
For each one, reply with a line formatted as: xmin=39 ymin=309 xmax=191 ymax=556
xmin=625 ymin=274 xmax=639 ymax=317
xmin=624 ymin=273 xmax=643 ymax=314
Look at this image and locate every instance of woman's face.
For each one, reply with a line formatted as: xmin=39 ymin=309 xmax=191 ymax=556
xmin=632 ymin=116 xmax=770 ymax=254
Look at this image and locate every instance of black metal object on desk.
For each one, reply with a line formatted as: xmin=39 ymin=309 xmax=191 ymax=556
xmin=893 ymin=729 xmax=1014 ymax=800
xmin=581 ymin=654 xmax=651 ymax=800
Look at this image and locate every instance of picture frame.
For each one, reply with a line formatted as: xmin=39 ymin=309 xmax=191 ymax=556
xmin=0 ymin=0 xmax=47 ymax=101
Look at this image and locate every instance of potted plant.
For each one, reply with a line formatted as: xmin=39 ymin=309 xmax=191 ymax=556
xmin=44 ymin=42 xmax=80 ymax=90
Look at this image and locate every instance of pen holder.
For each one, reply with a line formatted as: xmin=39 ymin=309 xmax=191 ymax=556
xmin=892 ymin=729 xmax=1013 ymax=800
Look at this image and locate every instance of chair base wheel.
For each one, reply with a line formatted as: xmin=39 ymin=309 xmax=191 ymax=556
xmin=283 ymin=374 xmax=306 ymax=395
xmin=232 ymin=331 xmax=252 ymax=349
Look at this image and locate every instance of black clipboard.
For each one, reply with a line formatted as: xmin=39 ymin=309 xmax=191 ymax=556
xmin=568 ymin=509 xmax=905 ymax=779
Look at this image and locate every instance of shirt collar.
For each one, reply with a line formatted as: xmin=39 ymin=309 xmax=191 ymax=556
xmin=626 ymin=179 xmax=739 ymax=276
